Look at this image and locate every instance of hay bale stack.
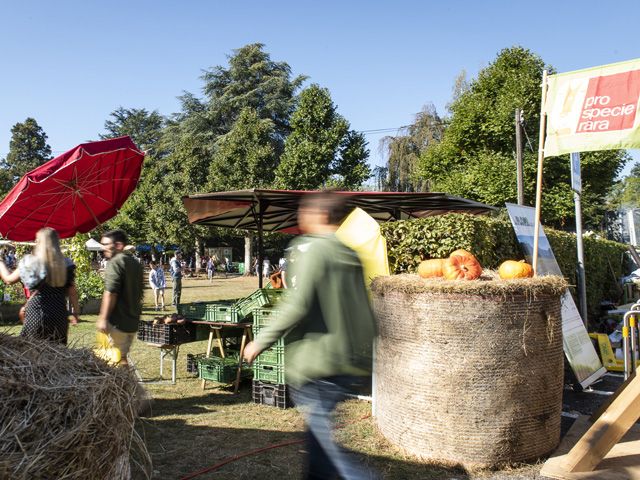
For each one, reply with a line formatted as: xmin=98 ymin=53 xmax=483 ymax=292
xmin=371 ymin=273 xmax=568 ymax=468
xmin=0 ymin=333 xmax=150 ymax=479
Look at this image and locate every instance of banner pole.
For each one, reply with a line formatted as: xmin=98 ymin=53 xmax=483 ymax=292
xmin=533 ymin=69 xmax=549 ymax=275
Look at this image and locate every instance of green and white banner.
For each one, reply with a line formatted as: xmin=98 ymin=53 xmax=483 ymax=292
xmin=544 ymin=58 xmax=640 ymax=157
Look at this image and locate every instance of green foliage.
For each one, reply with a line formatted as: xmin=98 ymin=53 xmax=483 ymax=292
xmin=276 ymin=84 xmax=369 ymax=189
xmin=418 ymin=46 xmax=628 ymax=229
xmin=608 ymin=162 xmax=640 ymax=210
xmin=380 ymin=213 xmax=628 ymax=315
xmin=209 ymin=108 xmax=277 ymax=189
xmin=101 ymin=107 xmax=165 ymax=155
xmin=74 ymin=269 xmax=104 ymax=305
xmin=0 ymin=118 xmax=52 ymax=196
xmin=381 ymin=104 xmax=444 ymax=192
xmin=63 ymin=233 xmax=104 ymax=304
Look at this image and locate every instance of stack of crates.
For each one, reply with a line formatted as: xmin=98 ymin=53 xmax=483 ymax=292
xmin=251 ymin=307 xmax=291 ymax=408
xmin=178 ymin=301 xmax=242 ymax=323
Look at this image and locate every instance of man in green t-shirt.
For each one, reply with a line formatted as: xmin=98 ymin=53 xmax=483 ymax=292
xmin=97 ymin=229 xmax=143 ymax=366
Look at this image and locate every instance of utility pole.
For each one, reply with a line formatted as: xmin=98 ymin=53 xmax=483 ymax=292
xmin=515 ymin=109 xmax=524 ymax=205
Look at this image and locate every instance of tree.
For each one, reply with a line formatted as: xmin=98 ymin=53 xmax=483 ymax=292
xmin=276 ymin=84 xmax=369 ymax=190
xmin=101 ymin=107 xmax=165 ymax=155
xmin=101 ymin=107 xmax=166 ymax=243
xmin=381 ymin=104 xmax=444 ymax=192
xmin=419 ymin=46 xmax=628 ymax=229
xmin=209 ymin=108 xmax=277 ymax=190
xmin=1 ymin=118 xmax=52 ymax=193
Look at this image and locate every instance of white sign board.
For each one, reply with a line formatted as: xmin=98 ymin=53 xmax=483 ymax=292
xmin=506 ymin=203 xmax=606 ymax=388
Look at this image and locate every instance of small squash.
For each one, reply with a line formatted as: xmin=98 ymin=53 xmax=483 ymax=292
xmin=418 ymin=259 xmax=444 ymax=278
xmin=442 ymin=252 xmax=483 ymax=280
xmin=498 ymin=260 xmax=533 ymax=279
xmin=449 ymin=248 xmax=474 ymax=259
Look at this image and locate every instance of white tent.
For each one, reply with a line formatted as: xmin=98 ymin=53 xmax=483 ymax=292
xmin=85 ymin=238 xmax=103 ymax=251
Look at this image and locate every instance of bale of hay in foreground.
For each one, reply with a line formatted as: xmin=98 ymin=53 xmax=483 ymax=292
xmin=371 ymin=273 xmax=568 ymax=468
xmin=0 ymin=333 xmax=151 ymax=479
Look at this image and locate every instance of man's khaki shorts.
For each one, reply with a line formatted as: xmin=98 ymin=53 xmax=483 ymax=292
xmin=107 ymin=323 xmax=137 ymax=359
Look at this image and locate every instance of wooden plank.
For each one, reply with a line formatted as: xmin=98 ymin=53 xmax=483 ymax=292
xmin=561 ymin=374 xmax=640 ymax=472
xmin=541 ymin=415 xmax=640 ymax=479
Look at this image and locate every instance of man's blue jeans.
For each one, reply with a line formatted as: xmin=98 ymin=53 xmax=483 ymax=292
xmin=290 ymin=376 xmax=378 ymax=480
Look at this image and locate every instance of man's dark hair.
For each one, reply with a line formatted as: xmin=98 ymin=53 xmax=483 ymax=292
xmin=102 ymin=229 xmax=128 ymax=245
xmin=299 ymin=191 xmax=350 ymax=225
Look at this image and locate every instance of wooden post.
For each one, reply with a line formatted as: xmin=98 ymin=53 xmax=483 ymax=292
xmin=532 ymin=70 xmax=549 ymax=275
xmin=515 ymin=108 xmax=524 ymax=205
xmin=257 ymin=201 xmax=264 ymax=288
xmin=559 ymin=373 xmax=640 ymax=472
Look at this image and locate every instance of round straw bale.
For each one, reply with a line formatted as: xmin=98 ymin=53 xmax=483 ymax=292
xmin=371 ymin=273 xmax=568 ymax=468
xmin=0 ymin=333 xmax=151 ymax=479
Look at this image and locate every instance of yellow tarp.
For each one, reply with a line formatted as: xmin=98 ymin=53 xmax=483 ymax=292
xmin=336 ymin=207 xmax=390 ymax=286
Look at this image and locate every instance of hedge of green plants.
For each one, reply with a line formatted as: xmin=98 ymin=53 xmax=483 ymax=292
xmin=380 ymin=213 xmax=629 ymax=316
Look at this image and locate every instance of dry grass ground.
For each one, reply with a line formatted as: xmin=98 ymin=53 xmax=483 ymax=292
xmin=3 ymin=274 xmax=542 ymax=479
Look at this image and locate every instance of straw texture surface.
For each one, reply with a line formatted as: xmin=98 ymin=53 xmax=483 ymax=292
xmin=371 ymin=274 xmax=567 ymax=468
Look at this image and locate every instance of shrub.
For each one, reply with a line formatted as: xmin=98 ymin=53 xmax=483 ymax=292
xmin=380 ymin=213 xmax=628 ymax=316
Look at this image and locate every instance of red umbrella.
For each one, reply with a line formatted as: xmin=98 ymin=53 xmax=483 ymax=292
xmin=0 ymin=136 xmax=144 ymax=241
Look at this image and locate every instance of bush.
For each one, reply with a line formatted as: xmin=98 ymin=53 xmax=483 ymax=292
xmin=380 ymin=213 xmax=628 ymax=316
xmin=74 ymin=270 xmax=104 ymax=306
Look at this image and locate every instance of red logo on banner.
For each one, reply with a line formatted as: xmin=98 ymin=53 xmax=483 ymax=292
xmin=577 ymin=70 xmax=640 ymax=133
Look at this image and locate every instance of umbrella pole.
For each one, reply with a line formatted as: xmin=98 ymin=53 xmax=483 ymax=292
xmin=257 ymin=202 xmax=264 ymax=289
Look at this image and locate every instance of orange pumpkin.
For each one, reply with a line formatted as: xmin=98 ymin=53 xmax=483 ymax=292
xmin=442 ymin=252 xmax=483 ymax=280
xmin=449 ymin=248 xmax=474 ymax=259
xmin=498 ymin=260 xmax=533 ymax=279
xmin=418 ymin=259 xmax=444 ymax=278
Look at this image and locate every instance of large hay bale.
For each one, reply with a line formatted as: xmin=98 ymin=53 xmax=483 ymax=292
xmin=0 ymin=333 xmax=151 ymax=479
xmin=371 ymin=273 xmax=568 ymax=468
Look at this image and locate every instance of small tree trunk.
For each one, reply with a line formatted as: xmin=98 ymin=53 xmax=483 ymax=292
xmin=244 ymin=235 xmax=252 ymax=276
xmin=195 ymin=237 xmax=201 ymax=277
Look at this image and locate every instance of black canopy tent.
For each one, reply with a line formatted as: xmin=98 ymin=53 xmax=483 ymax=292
xmin=182 ymin=189 xmax=496 ymax=286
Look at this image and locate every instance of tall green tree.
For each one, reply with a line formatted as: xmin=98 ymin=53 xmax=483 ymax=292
xmin=101 ymin=107 xmax=165 ymax=155
xmin=209 ymin=108 xmax=277 ymax=189
xmin=101 ymin=107 xmax=166 ymax=243
xmin=1 ymin=118 xmax=52 ymax=193
xmin=419 ymin=46 xmax=629 ymax=228
xmin=381 ymin=104 xmax=445 ymax=192
xmin=276 ymin=84 xmax=369 ymax=189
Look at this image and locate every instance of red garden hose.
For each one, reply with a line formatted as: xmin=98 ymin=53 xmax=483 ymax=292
xmin=178 ymin=414 xmax=372 ymax=480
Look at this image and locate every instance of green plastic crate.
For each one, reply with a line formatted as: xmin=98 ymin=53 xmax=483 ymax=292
xmin=235 ymin=289 xmax=271 ymax=318
xmin=178 ymin=302 xmax=208 ymax=320
xmin=197 ymin=356 xmax=240 ymax=383
xmin=252 ymin=307 xmax=279 ymax=334
xmin=212 ymin=303 xmax=242 ymax=323
xmin=257 ymin=344 xmax=285 ymax=365
xmin=253 ymin=360 xmax=285 ymax=384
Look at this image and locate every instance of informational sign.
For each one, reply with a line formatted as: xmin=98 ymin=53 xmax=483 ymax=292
xmin=506 ymin=203 xmax=606 ymax=388
xmin=570 ymin=152 xmax=582 ymax=194
xmin=544 ymin=58 xmax=640 ymax=157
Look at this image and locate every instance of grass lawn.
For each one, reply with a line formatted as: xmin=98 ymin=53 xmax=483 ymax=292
xmin=3 ymin=275 xmax=541 ymax=479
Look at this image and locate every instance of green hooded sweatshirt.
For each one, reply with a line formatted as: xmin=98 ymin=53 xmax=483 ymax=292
xmin=254 ymin=233 xmax=377 ymax=388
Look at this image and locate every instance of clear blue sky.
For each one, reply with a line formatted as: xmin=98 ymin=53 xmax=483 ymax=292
xmin=1 ymin=0 xmax=639 ymax=174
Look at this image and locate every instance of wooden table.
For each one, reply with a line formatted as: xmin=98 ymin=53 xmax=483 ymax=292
xmin=188 ymin=321 xmax=253 ymax=393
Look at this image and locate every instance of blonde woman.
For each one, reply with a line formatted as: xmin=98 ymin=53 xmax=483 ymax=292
xmin=0 ymin=228 xmax=80 ymax=345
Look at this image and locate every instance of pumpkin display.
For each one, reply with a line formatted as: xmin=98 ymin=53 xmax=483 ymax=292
xmin=449 ymin=248 xmax=474 ymax=259
xmin=498 ymin=260 xmax=533 ymax=279
xmin=418 ymin=259 xmax=444 ymax=278
xmin=442 ymin=251 xmax=483 ymax=280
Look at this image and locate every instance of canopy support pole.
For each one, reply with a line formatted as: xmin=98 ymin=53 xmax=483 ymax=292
xmin=257 ymin=200 xmax=265 ymax=288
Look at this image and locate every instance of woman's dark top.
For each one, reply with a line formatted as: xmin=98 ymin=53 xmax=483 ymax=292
xmin=19 ymin=255 xmax=75 ymax=345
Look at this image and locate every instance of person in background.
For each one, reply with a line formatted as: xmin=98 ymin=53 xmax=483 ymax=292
xmin=0 ymin=228 xmax=80 ymax=345
xmin=96 ymin=229 xmax=143 ymax=366
xmin=244 ymin=191 xmax=379 ymax=480
xmin=206 ymin=256 xmax=215 ymax=283
xmin=262 ymin=257 xmax=272 ymax=278
xmin=149 ymin=261 xmax=166 ymax=311
xmin=169 ymin=250 xmax=183 ymax=309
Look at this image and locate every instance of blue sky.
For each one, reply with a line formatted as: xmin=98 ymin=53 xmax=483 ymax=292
xmin=1 ymin=0 xmax=639 ymax=174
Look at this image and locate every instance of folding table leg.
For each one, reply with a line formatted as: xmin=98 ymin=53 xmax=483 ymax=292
xmin=234 ymin=327 xmax=249 ymax=394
